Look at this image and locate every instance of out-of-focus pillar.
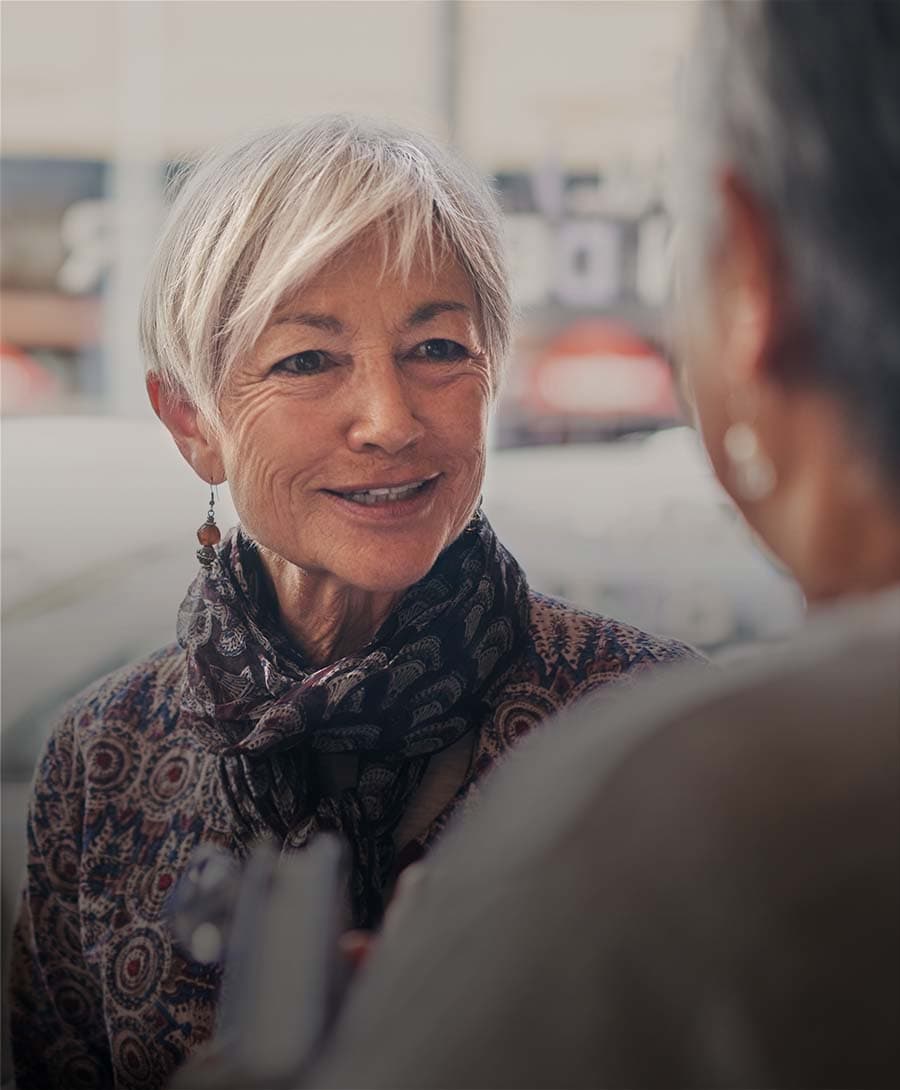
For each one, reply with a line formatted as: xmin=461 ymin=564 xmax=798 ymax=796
xmin=436 ymin=0 xmax=460 ymax=147
xmin=105 ymin=0 xmax=165 ymax=417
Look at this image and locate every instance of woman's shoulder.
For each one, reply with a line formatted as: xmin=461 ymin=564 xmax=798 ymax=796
xmin=55 ymin=641 xmax=187 ymax=748
xmin=470 ymin=592 xmax=704 ymax=782
xmin=523 ymin=590 xmax=703 ymax=686
xmin=26 ymin=642 xmax=193 ymax=831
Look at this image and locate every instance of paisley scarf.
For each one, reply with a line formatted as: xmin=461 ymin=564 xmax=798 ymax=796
xmin=177 ymin=513 xmax=530 ymax=926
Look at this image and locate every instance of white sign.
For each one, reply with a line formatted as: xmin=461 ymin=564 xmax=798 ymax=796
xmin=555 ymin=220 xmax=622 ymax=308
xmin=505 ymin=214 xmax=624 ymax=309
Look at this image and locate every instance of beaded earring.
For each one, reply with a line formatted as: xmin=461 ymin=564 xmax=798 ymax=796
xmin=196 ymin=485 xmax=221 ymax=568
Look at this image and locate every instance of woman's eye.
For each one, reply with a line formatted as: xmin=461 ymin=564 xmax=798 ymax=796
xmin=273 ymin=350 xmax=329 ymax=375
xmin=412 ymin=339 xmax=470 ymax=363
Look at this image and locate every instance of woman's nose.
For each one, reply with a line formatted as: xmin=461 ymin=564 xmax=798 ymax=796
xmin=345 ymin=362 xmax=426 ymax=456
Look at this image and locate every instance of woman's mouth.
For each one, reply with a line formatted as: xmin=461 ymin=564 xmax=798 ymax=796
xmin=337 ymin=479 xmax=432 ymax=506
xmin=323 ymin=475 xmax=440 ymax=516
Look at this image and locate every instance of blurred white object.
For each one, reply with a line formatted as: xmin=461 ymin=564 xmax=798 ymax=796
xmin=2 ymin=415 xmax=237 ymax=741
xmin=484 ymin=426 xmax=805 ymax=650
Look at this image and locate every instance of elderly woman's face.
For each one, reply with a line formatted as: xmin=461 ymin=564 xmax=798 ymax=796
xmin=214 ymin=240 xmax=492 ymax=593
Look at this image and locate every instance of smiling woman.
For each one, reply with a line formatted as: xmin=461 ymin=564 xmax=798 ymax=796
xmin=8 ymin=115 xmax=700 ymax=1090
xmin=185 ymin=238 xmax=493 ymax=633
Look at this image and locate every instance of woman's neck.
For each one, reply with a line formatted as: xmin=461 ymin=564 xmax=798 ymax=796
xmin=257 ymin=547 xmax=402 ymax=667
xmin=749 ymin=392 xmax=900 ymax=605
xmin=776 ymin=421 xmax=900 ymax=603
xmin=800 ymin=495 xmax=900 ymax=605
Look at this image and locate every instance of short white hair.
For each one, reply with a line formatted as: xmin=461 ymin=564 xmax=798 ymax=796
xmin=140 ymin=116 xmax=512 ymax=428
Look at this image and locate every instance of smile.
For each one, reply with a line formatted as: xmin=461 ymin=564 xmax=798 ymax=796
xmin=325 ymin=475 xmax=440 ymax=508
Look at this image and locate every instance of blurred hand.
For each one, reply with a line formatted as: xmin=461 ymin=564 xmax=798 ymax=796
xmin=339 ymin=862 xmax=426 ymax=970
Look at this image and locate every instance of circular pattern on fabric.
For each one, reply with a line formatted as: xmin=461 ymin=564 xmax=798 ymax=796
xmin=45 ymin=730 xmax=76 ymax=794
xmin=125 ymin=861 xmax=181 ymax=922
xmin=112 ymin=1022 xmax=156 ymax=1089
xmin=493 ymin=690 xmax=559 ymax=749
xmin=38 ymin=899 xmax=83 ymax=960
xmin=142 ymin=750 xmax=197 ymax=814
xmin=106 ymin=926 xmax=170 ymax=1011
xmin=46 ymin=968 xmax=98 ymax=1029
xmin=47 ymin=1042 xmax=109 ymax=1090
xmin=61 ymin=1054 xmax=107 ymax=1090
xmin=47 ymin=838 xmax=80 ymax=894
xmin=55 ymin=983 xmax=94 ymax=1027
xmin=83 ymin=731 xmax=142 ymax=795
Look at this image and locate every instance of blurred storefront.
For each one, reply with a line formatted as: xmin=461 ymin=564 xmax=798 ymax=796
xmin=1 ymin=0 xmax=693 ymax=425
xmin=1 ymin=158 xmax=107 ymax=412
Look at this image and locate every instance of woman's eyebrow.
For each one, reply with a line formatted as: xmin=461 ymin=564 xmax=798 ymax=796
xmin=270 ymin=302 xmax=470 ymax=334
xmin=405 ymin=301 xmax=471 ymax=328
xmin=272 ymin=311 xmax=344 ymax=334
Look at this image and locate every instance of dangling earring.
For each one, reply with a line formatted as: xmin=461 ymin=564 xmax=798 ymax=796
xmin=196 ymin=484 xmax=221 ymax=568
xmin=723 ymin=421 xmax=776 ymax=502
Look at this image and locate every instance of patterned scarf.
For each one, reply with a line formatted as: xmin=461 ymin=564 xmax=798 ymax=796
xmin=177 ymin=513 xmax=529 ymax=926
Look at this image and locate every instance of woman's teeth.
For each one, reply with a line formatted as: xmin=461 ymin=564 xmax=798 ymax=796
xmin=341 ymin=481 xmax=428 ymax=505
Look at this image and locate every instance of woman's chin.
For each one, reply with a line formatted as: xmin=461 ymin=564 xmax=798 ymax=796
xmin=334 ymin=551 xmax=441 ymax=596
xmin=310 ymin=502 xmax=474 ymax=594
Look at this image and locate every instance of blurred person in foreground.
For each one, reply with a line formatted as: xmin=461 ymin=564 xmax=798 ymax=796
xmin=6 ymin=117 xmax=697 ymax=1089
xmin=309 ymin=4 xmax=900 ymax=1087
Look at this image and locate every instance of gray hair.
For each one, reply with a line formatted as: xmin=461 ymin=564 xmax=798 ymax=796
xmin=140 ymin=116 xmax=512 ymax=429
xmin=674 ymin=1 xmax=900 ymax=485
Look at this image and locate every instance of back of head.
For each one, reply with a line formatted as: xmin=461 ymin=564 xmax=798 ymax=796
xmin=677 ymin=0 xmax=900 ymax=489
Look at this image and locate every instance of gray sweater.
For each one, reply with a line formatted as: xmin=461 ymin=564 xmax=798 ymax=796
xmin=313 ymin=589 xmax=900 ymax=1089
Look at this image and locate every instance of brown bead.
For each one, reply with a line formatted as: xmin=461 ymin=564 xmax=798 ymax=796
xmin=197 ymin=522 xmax=221 ymax=547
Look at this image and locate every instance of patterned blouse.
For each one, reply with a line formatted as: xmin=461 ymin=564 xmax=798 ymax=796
xmin=9 ymin=524 xmax=697 ymax=1090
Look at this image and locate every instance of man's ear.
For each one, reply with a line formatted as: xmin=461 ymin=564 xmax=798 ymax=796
xmin=146 ymin=373 xmax=226 ymax=484
xmin=715 ymin=170 xmax=781 ymax=389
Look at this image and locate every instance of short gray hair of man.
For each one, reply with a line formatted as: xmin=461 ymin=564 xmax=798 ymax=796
xmin=674 ymin=1 xmax=900 ymax=487
xmin=140 ymin=116 xmax=512 ymax=430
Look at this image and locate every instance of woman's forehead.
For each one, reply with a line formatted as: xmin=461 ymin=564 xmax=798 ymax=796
xmin=270 ymin=238 xmax=476 ymax=324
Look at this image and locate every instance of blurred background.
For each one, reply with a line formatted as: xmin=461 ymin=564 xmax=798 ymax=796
xmin=1 ymin=1 xmax=805 ymax=1047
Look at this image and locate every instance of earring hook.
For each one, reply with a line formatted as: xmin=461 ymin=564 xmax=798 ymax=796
xmin=197 ymin=481 xmax=222 ymax=569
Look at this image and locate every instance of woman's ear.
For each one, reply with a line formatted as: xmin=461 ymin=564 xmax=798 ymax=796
xmin=146 ymin=373 xmax=226 ymax=484
xmin=715 ymin=170 xmax=781 ymax=390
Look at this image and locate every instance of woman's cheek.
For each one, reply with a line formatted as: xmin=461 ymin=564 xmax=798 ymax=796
xmin=220 ymin=431 xmax=290 ymax=532
xmin=444 ymin=370 xmax=491 ymax=432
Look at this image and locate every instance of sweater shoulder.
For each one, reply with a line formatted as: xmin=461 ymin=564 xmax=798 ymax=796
xmin=522 ymin=590 xmax=703 ymax=689
xmin=60 ymin=642 xmax=187 ymax=747
xmin=25 ymin=643 xmax=194 ymax=856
